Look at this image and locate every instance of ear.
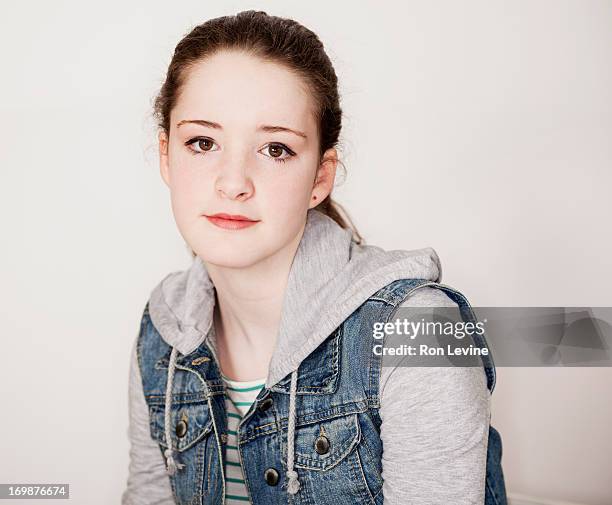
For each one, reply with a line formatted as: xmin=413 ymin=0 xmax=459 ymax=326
xmin=159 ymin=130 xmax=170 ymax=187
xmin=309 ymin=148 xmax=338 ymax=209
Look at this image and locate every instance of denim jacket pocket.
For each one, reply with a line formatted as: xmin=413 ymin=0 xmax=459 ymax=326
xmin=148 ymin=400 xmax=214 ymax=453
xmin=284 ymin=412 xmax=383 ymax=504
xmin=292 ymin=412 xmax=361 ymax=470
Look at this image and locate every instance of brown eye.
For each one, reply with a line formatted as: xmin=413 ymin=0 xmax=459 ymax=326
xmin=186 ymin=137 xmax=217 ymax=155
xmin=196 ymin=139 xmax=214 ymax=151
xmin=261 ymin=143 xmax=295 ymax=164
xmin=267 ymin=144 xmax=284 ymax=158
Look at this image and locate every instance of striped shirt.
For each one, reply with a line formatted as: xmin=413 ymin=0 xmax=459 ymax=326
xmin=222 ymin=373 xmax=266 ymax=503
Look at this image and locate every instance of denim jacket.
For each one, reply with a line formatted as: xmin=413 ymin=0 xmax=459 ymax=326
xmin=135 ymin=276 xmax=507 ymax=505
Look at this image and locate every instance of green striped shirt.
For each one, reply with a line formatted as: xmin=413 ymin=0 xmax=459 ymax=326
xmin=222 ymin=373 xmax=266 ymax=503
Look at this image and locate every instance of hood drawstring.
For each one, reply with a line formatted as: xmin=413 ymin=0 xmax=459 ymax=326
xmin=164 ymin=346 xmax=185 ymax=475
xmin=286 ymin=369 xmax=301 ymax=495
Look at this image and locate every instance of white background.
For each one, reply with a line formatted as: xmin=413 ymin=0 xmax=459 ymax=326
xmin=1 ymin=1 xmax=611 ymax=504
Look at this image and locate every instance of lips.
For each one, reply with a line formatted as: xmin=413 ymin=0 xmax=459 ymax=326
xmin=204 ymin=213 xmax=260 ymax=230
xmin=207 ymin=213 xmax=257 ymax=222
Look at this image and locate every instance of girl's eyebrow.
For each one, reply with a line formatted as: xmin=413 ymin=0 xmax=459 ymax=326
xmin=176 ymin=119 xmax=307 ymax=139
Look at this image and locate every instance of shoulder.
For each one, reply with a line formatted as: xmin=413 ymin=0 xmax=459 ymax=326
xmin=379 ymin=283 xmax=488 ymax=402
xmin=397 ymin=285 xmax=459 ymax=308
xmin=368 ymin=278 xmax=466 ymax=312
xmin=134 ymin=302 xmax=172 ymax=392
xmin=135 ymin=302 xmax=165 ymax=359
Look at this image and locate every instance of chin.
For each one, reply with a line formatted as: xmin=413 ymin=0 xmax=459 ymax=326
xmin=185 ymin=223 xmax=296 ymax=269
xmin=193 ymin=244 xmax=271 ymax=269
xmin=205 ymin=255 xmax=259 ymax=269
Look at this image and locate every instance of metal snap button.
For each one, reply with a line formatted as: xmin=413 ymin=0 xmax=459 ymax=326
xmin=220 ymin=433 xmax=228 ymax=444
xmin=314 ymin=435 xmax=330 ymax=454
xmin=175 ymin=419 xmax=188 ymax=438
xmin=264 ymin=467 xmax=279 ymax=486
xmin=258 ymin=396 xmax=274 ymax=412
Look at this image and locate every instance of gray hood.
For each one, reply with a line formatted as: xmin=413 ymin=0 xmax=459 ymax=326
xmin=147 ymin=207 xmax=443 ymax=492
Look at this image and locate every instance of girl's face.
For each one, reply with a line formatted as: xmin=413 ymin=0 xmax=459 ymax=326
xmin=159 ymin=50 xmax=337 ymax=268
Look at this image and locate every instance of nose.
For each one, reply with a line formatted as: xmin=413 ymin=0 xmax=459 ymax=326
xmin=215 ymin=164 xmax=254 ymax=201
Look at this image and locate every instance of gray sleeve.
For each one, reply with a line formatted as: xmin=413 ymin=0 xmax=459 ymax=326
xmin=378 ymin=287 xmax=490 ymax=504
xmin=121 ymin=333 xmax=175 ymax=505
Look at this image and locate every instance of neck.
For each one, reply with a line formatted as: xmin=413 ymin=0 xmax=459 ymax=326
xmin=204 ymin=220 xmax=306 ymax=379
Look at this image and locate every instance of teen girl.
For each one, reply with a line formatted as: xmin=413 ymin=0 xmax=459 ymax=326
xmin=122 ymin=10 xmax=507 ymax=505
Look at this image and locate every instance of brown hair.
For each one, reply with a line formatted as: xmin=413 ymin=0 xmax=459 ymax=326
xmin=153 ymin=10 xmax=363 ymax=250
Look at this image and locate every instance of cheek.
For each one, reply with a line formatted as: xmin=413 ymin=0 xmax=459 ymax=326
xmin=167 ymin=155 xmax=213 ymax=214
xmin=167 ymin=171 xmax=211 ymax=248
xmin=252 ymin=173 xmax=313 ymax=246
xmin=258 ymin=169 xmax=314 ymax=213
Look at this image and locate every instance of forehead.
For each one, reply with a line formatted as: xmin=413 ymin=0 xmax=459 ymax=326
xmin=172 ymin=50 xmax=317 ymax=134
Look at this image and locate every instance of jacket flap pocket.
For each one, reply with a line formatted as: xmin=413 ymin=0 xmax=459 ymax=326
xmin=148 ymin=401 xmax=213 ymax=452
xmin=292 ymin=412 xmax=361 ymax=471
